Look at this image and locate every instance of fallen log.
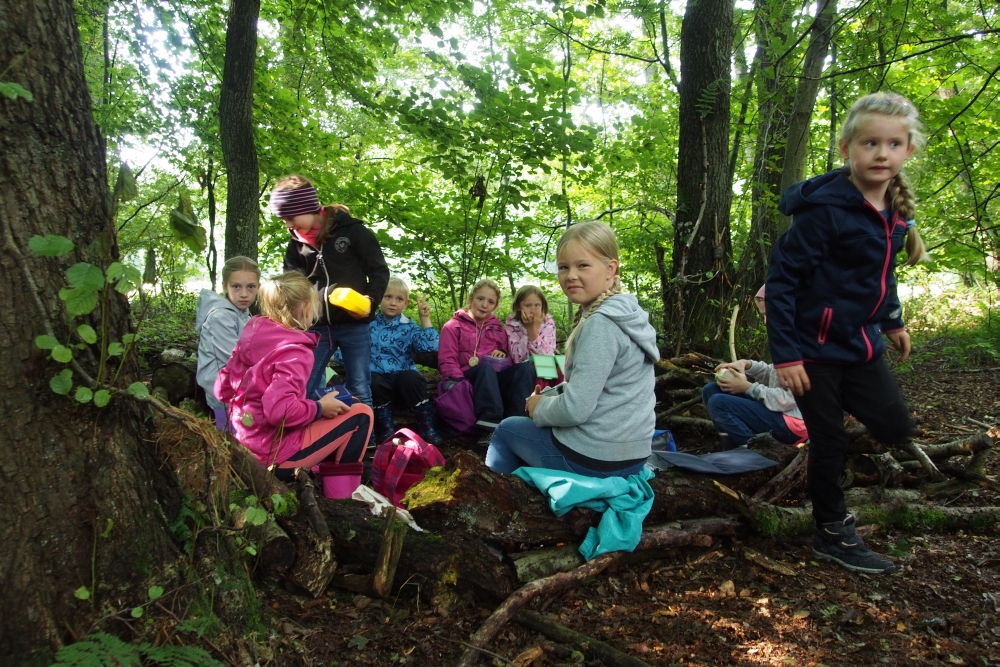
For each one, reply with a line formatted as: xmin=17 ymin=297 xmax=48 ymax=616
xmin=283 ymin=470 xmax=337 ymax=597
xmin=515 ymin=609 xmax=653 ymax=667
xmin=753 ymin=445 xmax=808 ymax=503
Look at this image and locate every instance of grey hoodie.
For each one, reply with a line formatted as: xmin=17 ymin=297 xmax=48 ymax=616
xmin=196 ymin=289 xmax=251 ymax=409
xmin=532 ymin=293 xmax=659 ymax=462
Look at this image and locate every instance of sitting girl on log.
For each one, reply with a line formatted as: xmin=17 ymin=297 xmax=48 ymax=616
xmin=486 ymin=221 xmax=659 ymax=477
xmin=216 ymin=271 xmax=373 ymax=480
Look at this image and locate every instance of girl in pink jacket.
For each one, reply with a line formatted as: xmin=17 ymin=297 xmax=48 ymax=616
xmin=504 ymin=285 xmax=557 ymax=364
xmin=216 ymin=272 xmax=373 ymax=480
xmin=438 ymin=279 xmax=536 ymax=433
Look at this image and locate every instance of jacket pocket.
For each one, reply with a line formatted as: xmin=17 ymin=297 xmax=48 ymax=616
xmin=817 ymin=307 xmax=833 ymax=345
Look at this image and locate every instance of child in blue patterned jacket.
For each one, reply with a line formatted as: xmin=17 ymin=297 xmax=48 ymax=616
xmin=370 ymin=276 xmax=442 ymax=445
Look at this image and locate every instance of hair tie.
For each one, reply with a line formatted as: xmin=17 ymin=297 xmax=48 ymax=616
xmin=269 ymin=184 xmax=321 ymax=219
xmin=906 ymin=219 xmax=916 ymax=229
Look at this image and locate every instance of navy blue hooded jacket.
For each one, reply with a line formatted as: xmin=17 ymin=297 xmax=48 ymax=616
xmin=765 ymin=169 xmax=907 ymax=367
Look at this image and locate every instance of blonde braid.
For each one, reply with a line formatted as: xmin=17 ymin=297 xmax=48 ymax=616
xmin=889 ymin=171 xmax=930 ymax=265
xmin=565 ymin=278 xmax=622 ymax=356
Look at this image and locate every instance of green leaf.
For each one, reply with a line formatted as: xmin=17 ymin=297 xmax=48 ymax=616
xmin=270 ymin=494 xmax=287 ymax=515
xmin=107 ymin=342 xmax=124 ymax=357
xmin=75 ymin=386 xmax=93 ymax=404
xmin=241 ymin=412 xmax=253 ymax=427
xmin=122 ymin=333 xmax=138 ymax=346
xmin=105 ymin=262 xmax=125 ymax=282
xmin=35 ymin=335 xmax=59 ymax=350
xmin=169 ymin=193 xmax=207 ymax=253
xmin=74 ymin=586 xmax=91 ymax=600
xmin=148 ymin=585 xmax=164 ymax=601
xmin=59 ymin=286 xmax=99 ymax=317
xmin=115 ymin=266 xmax=142 ymax=294
xmin=113 ymin=163 xmax=138 ymax=203
xmin=50 ymin=369 xmax=73 ymax=395
xmin=244 ymin=506 xmax=268 ymax=526
xmin=77 ymin=324 xmax=98 ymax=344
xmin=66 ymin=262 xmax=105 ymax=290
xmin=28 ymin=234 xmax=73 ymax=257
xmin=0 ymin=81 xmax=33 ymax=101
xmin=101 ymin=518 xmax=114 ymax=537
xmin=245 ymin=495 xmax=258 ymax=507
xmin=131 ymin=606 xmax=144 ymax=619
xmin=93 ymin=389 xmax=111 ymax=407
xmin=348 ymin=635 xmax=370 ymax=650
xmin=52 ymin=345 xmax=73 ymax=363
xmin=127 ymin=382 xmax=149 ymax=399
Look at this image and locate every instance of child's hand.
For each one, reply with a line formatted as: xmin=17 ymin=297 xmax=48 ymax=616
xmin=718 ymin=372 xmax=751 ymax=394
xmin=416 ymin=293 xmax=431 ymax=318
xmin=715 ymin=360 xmax=752 ymax=373
xmin=525 ymin=384 xmax=543 ymax=418
xmin=886 ymin=329 xmax=911 ymax=362
xmin=319 ymin=394 xmax=350 ymax=418
xmin=776 ymin=365 xmax=811 ymax=396
xmin=521 ymin=309 xmax=536 ymax=326
xmin=491 ymin=350 xmax=507 ymax=358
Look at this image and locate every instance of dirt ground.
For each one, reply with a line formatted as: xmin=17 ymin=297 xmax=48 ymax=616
xmin=261 ymin=359 xmax=1000 ymax=667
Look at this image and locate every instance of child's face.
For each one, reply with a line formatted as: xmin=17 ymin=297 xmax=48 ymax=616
xmin=282 ymin=213 xmax=320 ymax=234
xmin=380 ymin=287 xmax=409 ymax=318
xmin=519 ymin=293 xmax=544 ymax=322
xmin=558 ymin=241 xmax=618 ymax=307
xmin=839 ymin=116 xmax=915 ymax=195
xmin=225 ymin=270 xmax=259 ymax=311
xmin=468 ymin=287 xmax=499 ymax=323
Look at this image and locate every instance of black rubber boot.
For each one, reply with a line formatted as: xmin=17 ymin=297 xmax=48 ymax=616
xmin=414 ymin=401 xmax=444 ymax=447
xmin=373 ymin=403 xmax=395 ymax=445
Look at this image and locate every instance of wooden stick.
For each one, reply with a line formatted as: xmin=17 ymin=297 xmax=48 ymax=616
xmin=901 ymin=440 xmax=946 ymax=482
xmin=728 ymin=303 xmax=740 ymax=363
xmin=371 ymin=507 xmax=407 ymax=597
xmin=514 ymin=609 xmax=653 ymax=667
xmin=658 ymin=395 xmax=702 ymax=417
xmin=753 ymin=445 xmax=808 ymax=503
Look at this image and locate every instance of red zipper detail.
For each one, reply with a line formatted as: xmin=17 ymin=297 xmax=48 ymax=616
xmin=818 ymin=307 xmax=833 ymax=345
xmin=861 ymin=326 xmax=873 ymax=362
xmin=864 ymin=201 xmax=892 ymax=319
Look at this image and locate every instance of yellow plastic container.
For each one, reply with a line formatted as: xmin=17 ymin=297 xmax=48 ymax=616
xmin=328 ymin=287 xmax=370 ymax=317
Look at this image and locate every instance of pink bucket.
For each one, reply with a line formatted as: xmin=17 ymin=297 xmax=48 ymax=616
xmin=316 ymin=462 xmax=363 ymax=499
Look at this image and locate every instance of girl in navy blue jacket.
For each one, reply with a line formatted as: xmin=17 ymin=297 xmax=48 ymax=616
xmin=766 ymin=92 xmax=928 ymax=576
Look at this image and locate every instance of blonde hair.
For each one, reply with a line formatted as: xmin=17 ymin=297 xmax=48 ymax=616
xmin=841 ymin=92 xmax=929 ymax=265
xmin=511 ymin=285 xmax=549 ymax=323
xmin=221 ymin=256 xmax=260 ymax=288
xmin=272 ymin=175 xmax=351 ymax=246
xmin=466 ymin=278 xmax=502 ymax=311
xmin=557 ymin=222 xmax=622 ymax=354
xmin=385 ymin=275 xmax=410 ymax=299
xmin=258 ymin=271 xmax=319 ymax=331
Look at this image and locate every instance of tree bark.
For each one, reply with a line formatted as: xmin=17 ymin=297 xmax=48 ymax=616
xmin=667 ymin=0 xmax=734 ymax=356
xmin=220 ymin=0 xmax=261 ymax=261
xmin=0 ymin=0 xmax=182 ymax=660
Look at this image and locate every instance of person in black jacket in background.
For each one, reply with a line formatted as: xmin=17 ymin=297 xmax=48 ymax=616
xmin=269 ymin=175 xmax=390 ymax=412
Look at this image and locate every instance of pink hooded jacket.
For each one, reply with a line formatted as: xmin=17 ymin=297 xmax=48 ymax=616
xmin=504 ymin=313 xmax=557 ymax=364
xmin=215 ymin=315 xmax=322 ymax=467
xmin=438 ymin=309 xmax=508 ymax=379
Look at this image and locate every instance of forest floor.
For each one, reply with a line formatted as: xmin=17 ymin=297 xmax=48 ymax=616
xmin=260 ymin=358 xmax=1000 ymax=667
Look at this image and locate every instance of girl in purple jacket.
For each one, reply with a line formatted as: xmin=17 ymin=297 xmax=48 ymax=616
xmin=438 ymin=279 xmax=535 ymax=437
xmin=216 ymin=272 xmax=373 ymax=480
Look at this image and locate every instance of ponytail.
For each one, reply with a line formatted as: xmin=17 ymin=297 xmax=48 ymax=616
xmin=904 ymin=225 xmax=930 ymax=266
xmin=891 ymin=171 xmax=930 ymax=265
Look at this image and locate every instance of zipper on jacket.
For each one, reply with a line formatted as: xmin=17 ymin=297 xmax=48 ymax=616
xmin=863 ymin=201 xmax=893 ymax=319
xmin=817 ymin=307 xmax=833 ymax=345
xmin=317 ymin=248 xmax=332 ymax=324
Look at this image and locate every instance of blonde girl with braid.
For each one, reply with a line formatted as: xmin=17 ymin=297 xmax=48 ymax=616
xmin=216 ymin=272 xmax=373 ymax=481
xmin=766 ymin=92 xmax=925 ymax=576
xmin=485 ymin=222 xmax=659 ymax=478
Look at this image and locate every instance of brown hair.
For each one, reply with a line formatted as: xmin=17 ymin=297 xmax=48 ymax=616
xmin=511 ymin=285 xmax=548 ymax=323
xmin=221 ymin=256 xmax=260 ymax=289
xmin=272 ymin=175 xmax=352 ymax=246
xmin=466 ymin=278 xmax=502 ymax=311
xmin=258 ymin=271 xmax=319 ymax=331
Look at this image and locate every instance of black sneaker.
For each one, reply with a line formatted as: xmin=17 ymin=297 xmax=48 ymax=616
xmin=812 ymin=514 xmax=895 ymax=574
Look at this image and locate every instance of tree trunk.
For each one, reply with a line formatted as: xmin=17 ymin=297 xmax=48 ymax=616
xmin=668 ymin=0 xmax=734 ymax=356
xmin=220 ymin=0 xmax=261 ymax=261
xmin=0 ymin=0 xmax=183 ymax=660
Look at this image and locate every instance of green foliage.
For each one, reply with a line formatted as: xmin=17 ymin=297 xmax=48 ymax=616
xmin=51 ymin=632 xmax=222 ymax=667
xmin=903 ymin=282 xmax=1000 ymax=368
xmin=0 ymin=81 xmax=33 ymax=101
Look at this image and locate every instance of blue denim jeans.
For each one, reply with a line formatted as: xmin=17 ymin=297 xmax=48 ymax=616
xmin=307 ymin=322 xmax=373 ymax=408
xmin=702 ymin=382 xmax=796 ymax=448
xmin=485 ymin=416 xmax=647 ymax=478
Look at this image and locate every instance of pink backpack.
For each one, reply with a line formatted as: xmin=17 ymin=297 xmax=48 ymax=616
xmin=371 ymin=428 xmax=445 ymax=508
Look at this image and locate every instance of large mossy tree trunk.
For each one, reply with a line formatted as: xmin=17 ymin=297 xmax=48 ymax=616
xmin=0 ymin=1 xmax=183 ymax=661
xmin=220 ymin=0 xmax=261 ymax=261
xmin=667 ymin=0 xmax=735 ymax=356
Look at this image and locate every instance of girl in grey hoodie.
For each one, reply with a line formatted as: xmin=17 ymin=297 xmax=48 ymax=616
xmin=196 ymin=256 xmax=260 ymax=429
xmin=486 ymin=222 xmax=659 ymax=477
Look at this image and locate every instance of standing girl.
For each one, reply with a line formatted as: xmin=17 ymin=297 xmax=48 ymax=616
xmin=504 ymin=285 xmax=557 ymax=364
xmin=196 ymin=255 xmax=260 ymax=430
xmin=438 ymin=279 xmax=536 ymax=430
xmin=767 ymin=92 xmax=924 ymax=575
xmin=270 ymin=175 xmax=390 ymax=408
xmin=215 ymin=272 xmax=373 ymax=479
xmin=486 ymin=222 xmax=659 ymax=477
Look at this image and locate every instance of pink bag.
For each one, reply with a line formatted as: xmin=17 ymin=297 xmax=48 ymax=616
xmin=434 ymin=379 xmax=476 ymax=434
xmin=371 ymin=428 xmax=445 ymax=508
xmin=478 ymin=354 xmax=511 ymax=372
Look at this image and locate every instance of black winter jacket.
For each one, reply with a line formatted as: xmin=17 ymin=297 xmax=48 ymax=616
xmin=283 ymin=211 xmax=390 ymax=326
xmin=766 ymin=169 xmax=907 ymax=367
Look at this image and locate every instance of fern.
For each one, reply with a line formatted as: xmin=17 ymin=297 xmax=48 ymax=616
xmin=696 ymin=78 xmax=722 ymax=118
xmin=51 ymin=633 xmax=223 ymax=667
